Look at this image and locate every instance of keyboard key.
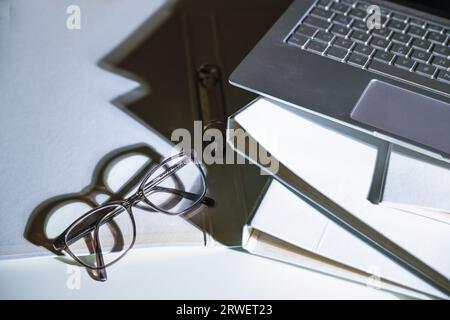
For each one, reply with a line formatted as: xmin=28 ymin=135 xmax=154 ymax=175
xmin=314 ymin=30 xmax=334 ymax=43
xmin=295 ymin=24 xmax=316 ymax=37
xmin=409 ymin=18 xmax=426 ymax=28
xmin=352 ymin=20 xmax=368 ymax=32
xmin=391 ymin=13 xmax=407 ymax=22
xmin=356 ymin=2 xmax=369 ymax=10
xmin=353 ymin=43 xmax=373 ymax=56
xmin=377 ymin=15 xmax=389 ymax=27
xmin=432 ymin=45 xmax=450 ymax=58
xmin=317 ymin=0 xmax=334 ymax=9
xmin=306 ymin=40 xmax=328 ymax=54
xmin=330 ymin=2 xmax=350 ymax=14
xmin=380 ymin=13 xmax=388 ymax=26
xmin=411 ymin=38 xmax=431 ymax=51
xmin=394 ymin=56 xmax=415 ymax=70
xmin=437 ymin=70 xmax=450 ymax=84
xmin=304 ymin=16 xmax=331 ymax=30
xmin=380 ymin=8 xmax=390 ymax=17
xmin=333 ymin=14 xmax=353 ymax=27
xmin=390 ymin=43 xmax=410 ymax=57
xmin=373 ymin=50 xmax=394 ymax=63
xmin=369 ymin=60 xmax=450 ymax=95
xmin=347 ymin=53 xmax=368 ymax=67
xmin=407 ymin=26 xmax=426 ymax=38
xmin=410 ymin=49 xmax=431 ymax=63
xmin=415 ymin=63 xmax=436 ymax=77
xmin=350 ymin=30 xmax=370 ymax=43
xmin=284 ymin=3 xmax=450 ymax=93
xmin=330 ymin=24 xmax=350 ymax=37
xmin=428 ymin=24 xmax=443 ymax=33
xmin=391 ymin=32 xmax=412 ymax=45
xmin=432 ymin=56 xmax=450 ymax=69
xmin=287 ymin=34 xmax=309 ymax=48
xmin=348 ymin=8 xmax=367 ymax=20
xmin=368 ymin=60 xmax=448 ymax=90
xmin=341 ymin=0 xmax=357 ymax=6
xmin=370 ymin=36 xmax=390 ymax=50
xmin=388 ymin=20 xmax=406 ymax=32
xmin=372 ymin=28 xmax=392 ymax=40
xmin=333 ymin=36 xmax=354 ymax=49
xmin=326 ymin=46 xmax=348 ymax=60
xmin=310 ymin=7 xmax=333 ymax=20
xmin=427 ymin=31 xmax=446 ymax=44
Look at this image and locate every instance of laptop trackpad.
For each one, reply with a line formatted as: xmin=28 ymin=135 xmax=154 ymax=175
xmin=350 ymin=80 xmax=450 ymax=154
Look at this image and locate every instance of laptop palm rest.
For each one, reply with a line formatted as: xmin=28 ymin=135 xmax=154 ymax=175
xmin=350 ymin=80 xmax=450 ymax=155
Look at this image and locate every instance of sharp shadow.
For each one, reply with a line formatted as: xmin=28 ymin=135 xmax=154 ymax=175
xmin=24 ymin=143 xmax=210 ymax=280
xmin=24 ymin=1 xmax=296 ymax=274
xmin=95 ymin=0 xmax=294 ymax=246
xmin=97 ymin=0 xmax=294 ymax=137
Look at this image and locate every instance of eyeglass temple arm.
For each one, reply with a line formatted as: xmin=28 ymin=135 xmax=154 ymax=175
xmin=84 ymin=233 xmax=107 ymax=281
xmin=151 ymin=186 xmax=215 ymax=207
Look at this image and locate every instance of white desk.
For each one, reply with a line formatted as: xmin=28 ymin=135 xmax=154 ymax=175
xmin=0 ymin=0 xmax=396 ymax=299
xmin=0 ymin=246 xmax=395 ymax=299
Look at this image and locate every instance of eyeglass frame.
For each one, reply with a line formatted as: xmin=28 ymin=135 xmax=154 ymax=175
xmin=52 ymin=151 xmax=213 ymax=272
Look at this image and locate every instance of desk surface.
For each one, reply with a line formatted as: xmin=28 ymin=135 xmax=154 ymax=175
xmin=0 ymin=246 xmax=395 ymax=299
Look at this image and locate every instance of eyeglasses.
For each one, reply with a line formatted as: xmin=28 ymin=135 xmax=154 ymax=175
xmin=52 ymin=151 xmax=214 ymax=280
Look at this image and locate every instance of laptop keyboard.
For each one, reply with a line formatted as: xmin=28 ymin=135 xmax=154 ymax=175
xmin=286 ymin=0 xmax=450 ymax=94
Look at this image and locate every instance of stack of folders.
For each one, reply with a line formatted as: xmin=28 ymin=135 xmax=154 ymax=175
xmin=227 ymin=97 xmax=450 ymax=299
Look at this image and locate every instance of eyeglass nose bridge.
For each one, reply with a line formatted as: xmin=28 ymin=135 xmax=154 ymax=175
xmin=124 ymin=190 xmax=145 ymax=207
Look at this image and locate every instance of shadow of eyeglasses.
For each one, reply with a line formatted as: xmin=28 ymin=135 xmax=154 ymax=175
xmin=24 ymin=143 xmax=210 ymax=281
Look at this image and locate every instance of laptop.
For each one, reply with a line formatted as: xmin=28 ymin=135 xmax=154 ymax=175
xmin=230 ymin=0 xmax=450 ymax=161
